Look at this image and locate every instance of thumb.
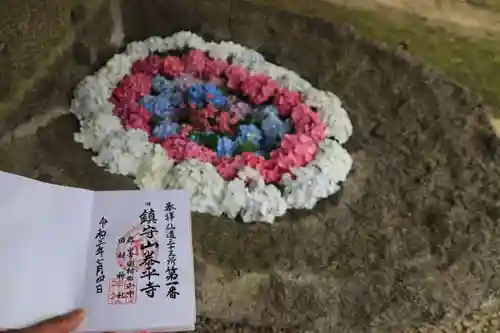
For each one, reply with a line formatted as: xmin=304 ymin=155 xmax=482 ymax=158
xmin=23 ymin=309 xmax=85 ymax=333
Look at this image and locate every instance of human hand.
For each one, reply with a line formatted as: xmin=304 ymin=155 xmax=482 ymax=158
xmin=7 ymin=309 xmax=85 ymax=333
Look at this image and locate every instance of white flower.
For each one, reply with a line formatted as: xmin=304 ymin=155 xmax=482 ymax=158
xmin=165 ymin=160 xmax=226 ymax=216
xmin=232 ymin=49 xmax=266 ymax=71
xmin=125 ymin=41 xmax=149 ymax=60
xmin=277 ymin=70 xmax=312 ymax=92
xmin=144 ymin=36 xmax=170 ymax=52
xmin=103 ymin=53 xmax=133 ymax=83
xmin=305 ymin=88 xmax=353 ymax=144
xmin=312 ymin=139 xmax=353 ymax=183
xmin=71 ymin=77 xmax=111 ymax=119
xmin=283 ymin=167 xmax=340 ymax=210
xmin=135 ymin=145 xmax=175 ymax=189
xmin=237 ymin=167 xmax=287 ymax=223
xmin=171 ymin=31 xmax=207 ymax=50
xmin=74 ymin=112 xmax=123 ymax=151
xmin=208 ymin=41 xmax=245 ymax=60
xmin=220 ymin=179 xmax=247 ymax=219
xmin=93 ymin=129 xmax=152 ymax=176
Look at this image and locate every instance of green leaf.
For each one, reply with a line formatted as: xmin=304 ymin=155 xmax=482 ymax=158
xmin=198 ymin=133 xmax=220 ymax=151
xmin=233 ymin=141 xmax=259 ymax=155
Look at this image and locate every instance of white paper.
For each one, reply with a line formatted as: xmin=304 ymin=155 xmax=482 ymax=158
xmin=0 ymin=172 xmax=195 ymax=332
xmin=0 ymin=172 xmax=93 ymax=329
xmin=81 ymin=190 xmax=196 ymax=332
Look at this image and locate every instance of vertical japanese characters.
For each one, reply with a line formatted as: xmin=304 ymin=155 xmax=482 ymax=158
xmin=139 ymin=202 xmax=161 ymax=298
xmin=110 ymin=233 xmax=138 ymax=305
xmin=164 ymin=202 xmax=180 ymax=299
xmin=95 ymin=217 xmax=108 ymax=294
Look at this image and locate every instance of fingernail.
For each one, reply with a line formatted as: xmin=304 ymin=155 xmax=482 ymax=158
xmin=67 ymin=309 xmax=85 ymax=319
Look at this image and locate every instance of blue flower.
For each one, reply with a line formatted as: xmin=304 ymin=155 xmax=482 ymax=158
xmin=237 ymin=124 xmax=262 ymax=145
xmin=140 ymin=93 xmax=183 ymax=119
xmin=152 ymin=120 xmax=181 ymax=139
xmin=159 ymin=91 xmax=184 ymax=108
xmin=140 ymin=94 xmax=156 ymax=109
xmin=261 ymin=112 xmax=291 ymax=140
xmin=208 ymin=94 xmax=227 ymax=108
xmin=202 ymin=83 xmax=219 ymax=95
xmin=187 ymin=84 xmax=205 ymax=108
xmin=216 ymin=136 xmax=236 ymax=157
xmin=251 ymin=105 xmax=278 ymax=123
xmin=151 ymin=75 xmax=176 ymax=94
xmin=261 ymin=105 xmax=279 ymax=116
xmin=260 ymin=136 xmax=279 ymax=152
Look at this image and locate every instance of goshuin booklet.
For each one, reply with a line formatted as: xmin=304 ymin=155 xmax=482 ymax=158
xmin=0 ymin=171 xmax=196 ymax=332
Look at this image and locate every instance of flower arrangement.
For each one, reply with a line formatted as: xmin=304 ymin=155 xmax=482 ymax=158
xmin=71 ymin=32 xmax=353 ymax=223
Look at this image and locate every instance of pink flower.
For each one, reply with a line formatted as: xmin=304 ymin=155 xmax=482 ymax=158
xmin=203 ymin=59 xmax=229 ymax=80
xmin=290 ymin=104 xmax=326 ymax=143
xmin=215 ymin=156 xmax=245 ymax=180
xmin=112 ymin=73 xmax=152 ymax=104
xmin=124 ymin=113 xmax=150 ymax=133
xmin=260 ymin=160 xmax=283 ymax=184
xmin=182 ymin=50 xmax=208 ymax=75
xmin=224 ymin=65 xmax=249 ymax=90
xmin=131 ymin=55 xmax=162 ymax=76
xmin=113 ymin=102 xmax=151 ymax=122
xmin=114 ymin=102 xmax=151 ymax=135
xmin=241 ymin=153 xmax=265 ymax=170
xmin=183 ymin=141 xmax=217 ymax=163
xmin=162 ymin=136 xmax=215 ymax=163
xmin=179 ymin=124 xmax=193 ymax=138
xmin=262 ymin=134 xmax=317 ymax=183
xmin=162 ymin=135 xmax=189 ymax=162
xmin=274 ymin=88 xmax=301 ymax=117
xmin=241 ymin=74 xmax=279 ymax=104
xmin=213 ymin=112 xmax=233 ymax=135
xmin=161 ymin=56 xmax=185 ymax=77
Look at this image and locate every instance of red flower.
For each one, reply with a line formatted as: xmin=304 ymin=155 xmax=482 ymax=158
xmin=212 ymin=112 xmax=233 ymax=135
xmin=182 ymin=50 xmax=208 ymax=76
xmin=179 ymin=124 xmax=194 ymax=138
xmin=131 ymin=55 xmax=162 ymax=76
xmin=224 ymin=65 xmax=249 ymax=90
xmin=204 ymin=59 xmax=229 ymax=80
xmin=215 ymin=156 xmax=245 ymax=180
xmin=112 ymin=73 xmax=152 ymax=104
xmin=161 ymin=56 xmax=185 ymax=77
xmin=241 ymin=152 xmax=265 ymax=170
xmin=290 ymin=104 xmax=326 ymax=143
xmin=241 ymin=74 xmax=279 ymax=104
xmin=162 ymin=135 xmax=216 ymax=163
xmin=114 ymin=102 xmax=152 ymax=135
xmin=260 ymin=160 xmax=283 ymax=184
xmin=274 ymin=88 xmax=301 ymax=117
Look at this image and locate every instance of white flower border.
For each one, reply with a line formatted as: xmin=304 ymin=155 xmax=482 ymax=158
xmin=70 ymin=31 xmax=353 ymax=223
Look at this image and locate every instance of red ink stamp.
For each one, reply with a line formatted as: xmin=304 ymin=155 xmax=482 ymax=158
xmin=108 ymin=277 xmax=137 ymax=304
xmin=116 ymin=225 xmax=159 ymax=273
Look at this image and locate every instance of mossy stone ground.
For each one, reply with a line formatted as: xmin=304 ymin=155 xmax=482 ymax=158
xmin=1 ymin=0 xmax=500 ymax=332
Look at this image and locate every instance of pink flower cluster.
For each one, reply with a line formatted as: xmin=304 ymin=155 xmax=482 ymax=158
xmin=213 ymin=133 xmax=318 ymax=183
xmin=162 ymin=135 xmax=217 ymax=163
xmin=111 ymin=73 xmax=153 ymax=134
xmin=111 ymin=50 xmax=328 ymax=184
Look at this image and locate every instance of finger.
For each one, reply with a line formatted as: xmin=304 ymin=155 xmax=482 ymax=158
xmin=24 ymin=309 xmax=85 ymax=333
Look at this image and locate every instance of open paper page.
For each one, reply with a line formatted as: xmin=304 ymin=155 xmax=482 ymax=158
xmin=81 ymin=190 xmax=195 ymax=332
xmin=0 ymin=172 xmax=94 ymax=329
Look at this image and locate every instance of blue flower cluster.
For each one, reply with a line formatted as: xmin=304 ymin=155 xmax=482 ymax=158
xmin=214 ymin=106 xmax=291 ymax=157
xmin=135 ymin=73 xmax=292 ymax=153
xmin=187 ymin=83 xmax=227 ymax=109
